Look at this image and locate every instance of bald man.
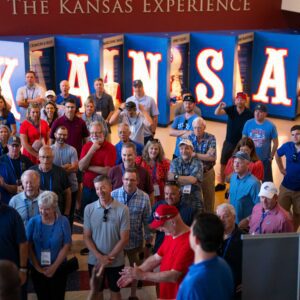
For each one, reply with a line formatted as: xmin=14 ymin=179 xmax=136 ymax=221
xmin=56 ymin=80 xmax=81 ymax=110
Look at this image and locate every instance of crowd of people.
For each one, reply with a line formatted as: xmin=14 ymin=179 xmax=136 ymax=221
xmin=0 ymin=70 xmax=300 ymax=300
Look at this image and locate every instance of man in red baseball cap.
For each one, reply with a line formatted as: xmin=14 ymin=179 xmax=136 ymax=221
xmin=117 ymin=204 xmax=194 ymax=300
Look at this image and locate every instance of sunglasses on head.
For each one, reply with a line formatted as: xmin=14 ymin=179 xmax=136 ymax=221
xmin=153 ymin=212 xmax=175 ymax=221
xmin=149 ymin=137 xmax=160 ymax=144
xmin=182 ymin=119 xmax=188 ymax=129
xmin=292 ymin=154 xmax=297 ymax=162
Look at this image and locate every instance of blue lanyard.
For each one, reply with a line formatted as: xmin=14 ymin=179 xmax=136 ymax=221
xmin=222 ymin=235 xmax=233 ymax=258
xmin=255 ymin=210 xmax=269 ymax=234
xmin=122 ymin=190 xmax=136 ymax=206
xmin=26 ymin=87 xmax=35 ymax=99
xmin=128 ymin=113 xmax=140 ymax=126
xmin=39 ymin=217 xmax=56 ymax=249
xmin=41 ymin=173 xmax=53 ymax=191
xmin=7 ymin=156 xmax=22 ymax=181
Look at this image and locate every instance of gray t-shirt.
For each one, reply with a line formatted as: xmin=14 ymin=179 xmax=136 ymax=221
xmin=50 ymin=144 xmax=78 ymax=192
xmin=84 ymin=199 xmax=130 ymax=267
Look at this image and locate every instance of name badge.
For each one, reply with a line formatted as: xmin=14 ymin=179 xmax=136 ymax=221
xmin=183 ymin=185 xmax=192 ymax=194
xmin=41 ymin=249 xmax=51 ymax=266
xmin=130 ymin=125 xmax=136 ymax=134
xmin=153 ymin=184 xmax=160 ymax=197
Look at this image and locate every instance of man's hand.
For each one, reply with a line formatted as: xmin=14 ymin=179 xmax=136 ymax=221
xmin=43 ymin=264 xmax=58 ymax=278
xmin=219 ymin=102 xmax=226 ymax=109
xmin=0 ymin=176 xmax=5 ymax=187
xmin=117 ymin=264 xmax=143 ymax=288
xmin=96 ymin=254 xmax=114 ymax=267
xmin=238 ymin=218 xmax=249 ymax=231
xmin=90 ymin=141 xmax=102 ymax=153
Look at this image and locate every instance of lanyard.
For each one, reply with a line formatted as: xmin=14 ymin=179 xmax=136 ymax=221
xmin=255 ymin=210 xmax=269 ymax=234
xmin=7 ymin=156 xmax=22 ymax=181
xmin=222 ymin=235 xmax=233 ymax=258
xmin=122 ymin=189 xmax=136 ymax=206
xmin=26 ymin=87 xmax=35 ymax=99
xmin=39 ymin=217 xmax=56 ymax=249
xmin=24 ymin=199 xmax=30 ymax=222
xmin=128 ymin=113 xmax=140 ymax=126
xmin=41 ymin=173 xmax=53 ymax=191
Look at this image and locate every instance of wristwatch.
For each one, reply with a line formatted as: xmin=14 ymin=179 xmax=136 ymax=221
xmin=19 ymin=267 xmax=28 ymax=273
xmin=174 ymin=174 xmax=179 ymax=181
xmin=118 ymin=107 xmax=123 ymax=112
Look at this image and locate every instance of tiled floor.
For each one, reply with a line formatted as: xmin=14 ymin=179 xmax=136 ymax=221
xmin=29 ymin=115 xmax=299 ymax=299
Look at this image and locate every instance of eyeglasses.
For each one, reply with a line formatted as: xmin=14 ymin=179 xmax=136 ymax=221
xmin=292 ymin=154 xmax=297 ymax=162
xmin=103 ymin=208 xmax=109 ymax=222
xmin=153 ymin=212 xmax=175 ymax=221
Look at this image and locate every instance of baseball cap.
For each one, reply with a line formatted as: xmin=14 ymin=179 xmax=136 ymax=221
xmin=8 ymin=135 xmax=21 ymax=146
xmin=45 ymin=90 xmax=56 ymax=98
xmin=235 ymin=92 xmax=247 ymax=100
xmin=133 ymin=80 xmax=143 ymax=87
xmin=258 ymin=182 xmax=278 ymax=199
xmin=150 ymin=205 xmax=179 ymax=229
xmin=254 ymin=104 xmax=267 ymax=112
xmin=183 ymin=95 xmax=196 ymax=103
xmin=179 ymin=139 xmax=194 ymax=150
xmin=233 ymin=151 xmax=251 ymax=162
xmin=125 ymin=101 xmax=137 ymax=110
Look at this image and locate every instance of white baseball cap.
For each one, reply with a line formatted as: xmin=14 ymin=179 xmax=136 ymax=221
xmin=45 ymin=90 xmax=56 ymax=97
xmin=258 ymin=182 xmax=278 ymax=199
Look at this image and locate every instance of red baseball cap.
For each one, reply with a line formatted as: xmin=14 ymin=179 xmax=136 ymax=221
xmin=150 ymin=204 xmax=179 ymax=229
xmin=235 ymin=92 xmax=247 ymax=100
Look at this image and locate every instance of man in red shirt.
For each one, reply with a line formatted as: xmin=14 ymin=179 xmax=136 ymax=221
xmin=117 ymin=204 xmax=194 ymax=299
xmin=79 ymin=121 xmax=116 ymax=210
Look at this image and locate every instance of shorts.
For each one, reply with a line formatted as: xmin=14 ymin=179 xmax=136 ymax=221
xmin=278 ymin=185 xmax=300 ymax=216
xmin=124 ymin=246 xmax=143 ymax=266
xmin=220 ymin=141 xmax=236 ymax=165
xmin=76 ymin=170 xmax=83 ymax=184
xmin=88 ymin=264 xmax=124 ymax=293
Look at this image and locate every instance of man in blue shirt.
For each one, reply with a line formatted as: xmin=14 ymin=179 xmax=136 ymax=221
xmin=177 ymin=213 xmax=234 ymax=300
xmin=242 ymin=103 xmax=278 ymax=182
xmin=56 ymin=80 xmax=81 ymax=110
xmin=170 ymin=95 xmax=198 ymax=159
xmin=275 ymin=125 xmax=300 ymax=230
xmin=229 ymin=151 xmax=260 ymax=223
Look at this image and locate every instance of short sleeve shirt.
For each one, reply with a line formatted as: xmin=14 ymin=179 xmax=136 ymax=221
xmin=0 ymin=112 xmax=16 ymax=130
xmin=56 ymin=94 xmax=82 ymax=109
xmin=90 ymin=92 xmax=115 ymax=120
xmin=84 ymin=199 xmax=130 ymax=267
xmin=224 ymin=105 xmax=253 ymax=145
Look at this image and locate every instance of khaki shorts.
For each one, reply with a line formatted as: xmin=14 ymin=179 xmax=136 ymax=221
xmin=278 ymin=185 xmax=300 ymax=216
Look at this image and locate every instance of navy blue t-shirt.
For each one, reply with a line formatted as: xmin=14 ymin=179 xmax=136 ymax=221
xmin=224 ymin=105 xmax=253 ymax=144
xmin=277 ymin=141 xmax=300 ymax=191
xmin=0 ymin=203 xmax=26 ymax=266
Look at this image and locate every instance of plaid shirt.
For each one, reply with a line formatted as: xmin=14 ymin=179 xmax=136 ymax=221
xmin=170 ymin=157 xmax=203 ymax=210
xmin=188 ymin=132 xmax=216 ymax=173
xmin=111 ymin=186 xmax=152 ymax=250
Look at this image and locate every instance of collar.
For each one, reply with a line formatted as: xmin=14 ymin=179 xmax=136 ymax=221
xmin=96 ymin=198 xmax=116 ymax=209
xmin=24 ymin=191 xmax=41 ymax=202
xmin=261 ymin=202 xmax=279 ymax=216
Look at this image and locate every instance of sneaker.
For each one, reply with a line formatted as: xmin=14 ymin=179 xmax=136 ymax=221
xmin=80 ymin=247 xmax=89 ymax=256
xmin=215 ymin=183 xmax=226 ymax=192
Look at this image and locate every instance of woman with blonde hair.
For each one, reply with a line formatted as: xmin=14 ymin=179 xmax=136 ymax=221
xmin=136 ymin=138 xmax=170 ymax=202
xmin=20 ymin=103 xmax=50 ymax=164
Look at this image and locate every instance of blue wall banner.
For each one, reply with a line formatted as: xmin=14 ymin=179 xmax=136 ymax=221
xmin=124 ymin=34 xmax=170 ymax=126
xmin=251 ymin=31 xmax=300 ymax=119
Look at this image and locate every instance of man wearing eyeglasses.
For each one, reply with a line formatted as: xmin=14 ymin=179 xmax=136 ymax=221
xmin=170 ymin=94 xmax=199 ymax=159
xmin=0 ymin=135 xmax=33 ymax=204
xmin=275 ymin=124 xmax=300 ymax=230
xmin=111 ymin=168 xmax=152 ymax=300
xmin=84 ymin=175 xmax=130 ymax=300
xmin=117 ymin=204 xmax=194 ymax=300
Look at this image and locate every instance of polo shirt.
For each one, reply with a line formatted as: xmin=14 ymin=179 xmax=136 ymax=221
xmin=56 ymin=93 xmax=82 ymax=109
xmin=80 ymin=141 xmax=116 ymax=189
xmin=126 ymin=94 xmax=159 ymax=137
xmin=90 ymin=92 xmax=115 ymax=120
xmin=50 ymin=115 xmax=89 ymax=156
xmin=177 ymin=256 xmax=234 ymax=300
xmin=108 ymin=164 xmax=154 ymax=195
xmin=229 ymin=172 xmax=260 ymax=223
xmin=115 ymin=140 xmax=143 ymax=165
xmin=0 ymin=203 xmax=27 ymax=266
xmin=249 ymin=202 xmax=294 ymax=234
xmin=277 ymin=141 xmax=300 ymax=191
xmin=157 ymin=231 xmax=194 ymax=300
xmin=224 ymin=105 xmax=253 ymax=145
xmin=0 ymin=112 xmax=16 ymax=130
xmin=0 ymin=161 xmax=19 ymax=204
xmin=84 ymin=199 xmax=130 ymax=267
xmin=9 ymin=191 xmax=42 ymax=226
